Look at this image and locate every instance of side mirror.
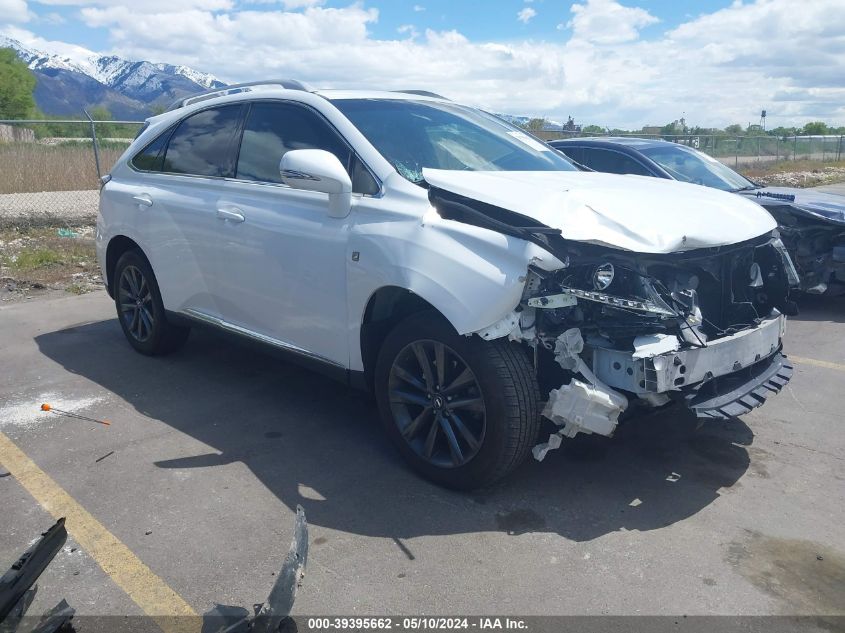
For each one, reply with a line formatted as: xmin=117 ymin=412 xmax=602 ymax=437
xmin=280 ymin=149 xmax=352 ymax=218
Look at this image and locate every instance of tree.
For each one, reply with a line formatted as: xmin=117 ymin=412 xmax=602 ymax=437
xmin=724 ymin=124 xmax=743 ymax=135
xmin=523 ymin=117 xmax=548 ymax=132
xmin=769 ymin=126 xmax=797 ymax=139
xmin=802 ymin=121 xmax=828 ymax=135
xmin=0 ymin=48 xmax=36 ymax=119
xmin=660 ymin=120 xmax=683 ymax=136
xmin=582 ymin=124 xmax=605 ymax=134
xmin=88 ymin=106 xmax=115 ymax=138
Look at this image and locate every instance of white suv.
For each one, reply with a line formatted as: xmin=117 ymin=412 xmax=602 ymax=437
xmin=97 ymin=80 xmax=797 ymax=489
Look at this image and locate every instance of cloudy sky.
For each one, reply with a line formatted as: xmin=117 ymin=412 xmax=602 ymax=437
xmin=1 ymin=0 xmax=843 ymax=129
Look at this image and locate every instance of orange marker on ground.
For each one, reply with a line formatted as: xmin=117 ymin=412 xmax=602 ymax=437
xmin=40 ymin=403 xmax=111 ymax=426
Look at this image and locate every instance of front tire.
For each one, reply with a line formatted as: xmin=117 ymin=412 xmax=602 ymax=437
xmin=375 ymin=311 xmax=541 ymax=490
xmin=113 ymin=249 xmax=189 ymax=356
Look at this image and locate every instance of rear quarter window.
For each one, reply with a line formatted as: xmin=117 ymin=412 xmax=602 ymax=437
xmin=131 ymin=129 xmax=171 ymax=172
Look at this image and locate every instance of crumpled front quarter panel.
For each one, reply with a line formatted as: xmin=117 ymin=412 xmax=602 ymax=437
xmin=346 ymin=191 xmax=562 ymax=371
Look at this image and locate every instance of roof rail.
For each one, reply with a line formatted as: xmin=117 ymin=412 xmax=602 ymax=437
xmin=166 ymin=79 xmax=313 ymax=112
xmin=392 ymin=90 xmax=450 ymax=100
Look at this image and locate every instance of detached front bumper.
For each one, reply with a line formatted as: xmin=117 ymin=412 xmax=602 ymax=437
xmin=590 ymin=313 xmax=791 ymax=418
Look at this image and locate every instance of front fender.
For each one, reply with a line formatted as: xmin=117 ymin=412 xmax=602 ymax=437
xmin=346 ymin=208 xmax=564 ymax=370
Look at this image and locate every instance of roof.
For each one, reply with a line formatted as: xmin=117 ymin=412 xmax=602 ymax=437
xmin=550 ymin=136 xmax=675 ymax=149
xmin=167 ymin=80 xmax=451 ymax=112
xmin=314 ymin=89 xmax=449 ymax=101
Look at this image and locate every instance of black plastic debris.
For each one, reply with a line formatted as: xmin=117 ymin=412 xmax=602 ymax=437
xmin=0 ymin=517 xmax=76 ymax=633
xmin=202 ymin=505 xmax=308 ymax=633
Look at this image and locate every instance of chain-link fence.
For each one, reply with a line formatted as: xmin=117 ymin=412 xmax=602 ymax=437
xmin=0 ymin=119 xmax=143 ymax=229
xmin=535 ymin=130 xmax=845 ymax=168
xmin=1 ymin=119 xmax=844 ymax=229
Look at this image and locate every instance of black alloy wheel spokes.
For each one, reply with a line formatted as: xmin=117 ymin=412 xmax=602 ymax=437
xmin=118 ymin=265 xmax=154 ymax=342
xmin=388 ymin=340 xmax=486 ymax=468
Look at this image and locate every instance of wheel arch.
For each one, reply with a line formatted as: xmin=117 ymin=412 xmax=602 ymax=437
xmin=105 ymin=235 xmax=145 ymax=297
xmin=358 ymin=286 xmax=454 ymax=390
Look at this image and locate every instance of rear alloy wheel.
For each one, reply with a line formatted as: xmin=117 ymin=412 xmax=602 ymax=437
xmin=118 ymin=264 xmax=155 ymax=344
xmin=376 ymin=311 xmax=541 ymax=489
xmin=113 ymin=249 xmax=189 ymax=356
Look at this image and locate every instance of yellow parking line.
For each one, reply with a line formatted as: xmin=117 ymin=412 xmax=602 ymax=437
xmin=790 ymin=355 xmax=845 ymax=372
xmin=0 ymin=431 xmax=198 ymax=633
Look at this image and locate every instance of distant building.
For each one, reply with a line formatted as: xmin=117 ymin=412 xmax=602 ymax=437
xmin=562 ymin=116 xmax=582 ymax=132
xmin=0 ymin=124 xmax=35 ymax=143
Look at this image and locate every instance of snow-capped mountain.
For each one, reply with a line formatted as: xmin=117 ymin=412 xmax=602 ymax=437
xmin=1 ymin=35 xmax=224 ymax=118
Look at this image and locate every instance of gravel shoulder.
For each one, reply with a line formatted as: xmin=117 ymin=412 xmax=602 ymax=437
xmin=0 ymin=190 xmax=100 ymax=229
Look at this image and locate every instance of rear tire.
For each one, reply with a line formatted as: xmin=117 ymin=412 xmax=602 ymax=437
xmin=113 ymin=249 xmax=189 ymax=356
xmin=375 ymin=311 xmax=541 ymax=490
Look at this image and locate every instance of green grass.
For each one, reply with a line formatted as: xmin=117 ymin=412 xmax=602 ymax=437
xmin=65 ymin=282 xmax=91 ymax=295
xmin=8 ymin=247 xmax=64 ymax=270
xmin=0 ymin=226 xmax=100 ymax=295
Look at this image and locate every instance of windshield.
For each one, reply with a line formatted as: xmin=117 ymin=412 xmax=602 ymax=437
xmin=333 ymin=99 xmax=576 ymax=183
xmin=640 ymin=144 xmax=756 ymax=192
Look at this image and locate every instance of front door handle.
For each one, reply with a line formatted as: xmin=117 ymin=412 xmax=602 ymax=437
xmin=216 ymin=207 xmax=245 ymax=223
xmin=132 ymin=194 xmax=153 ymax=207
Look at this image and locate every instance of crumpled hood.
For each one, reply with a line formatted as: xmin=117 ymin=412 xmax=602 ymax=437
xmin=738 ymin=187 xmax=845 ymax=226
xmin=423 ymin=169 xmax=776 ymax=254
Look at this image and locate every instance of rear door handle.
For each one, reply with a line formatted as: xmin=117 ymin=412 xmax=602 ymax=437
xmin=132 ymin=194 xmax=153 ymax=207
xmin=216 ymin=207 xmax=245 ymax=223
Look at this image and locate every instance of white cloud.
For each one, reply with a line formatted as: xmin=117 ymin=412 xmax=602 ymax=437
xmin=0 ymin=0 xmax=30 ymax=23
xmin=413 ymin=4 xmax=424 ymax=11
xmin=517 ymin=7 xmax=536 ymax=24
xmin=564 ymin=0 xmax=659 ymax=44
xmin=33 ymin=0 xmax=233 ymax=12
xmin=281 ymin=0 xmax=325 ymax=8
xmin=39 ymin=11 xmax=66 ymax=24
xmin=1 ymin=25 xmax=97 ymax=60
xmin=397 ymin=23 xmax=418 ymax=39
xmin=6 ymin=0 xmax=845 ymax=128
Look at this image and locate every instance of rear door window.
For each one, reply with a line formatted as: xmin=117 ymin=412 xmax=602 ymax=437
xmin=581 ymin=148 xmax=652 ymax=176
xmin=161 ymin=105 xmax=245 ymax=178
xmin=236 ymin=102 xmax=378 ymax=194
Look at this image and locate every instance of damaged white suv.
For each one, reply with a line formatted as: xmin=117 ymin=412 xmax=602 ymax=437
xmin=97 ymin=81 xmax=797 ymax=489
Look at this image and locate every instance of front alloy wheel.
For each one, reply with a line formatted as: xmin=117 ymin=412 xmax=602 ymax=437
xmin=375 ymin=311 xmax=541 ymax=490
xmin=388 ymin=340 xmax=486 ymax=468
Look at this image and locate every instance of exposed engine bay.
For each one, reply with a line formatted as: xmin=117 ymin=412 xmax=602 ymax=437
xmin=429 ymin=185 xmax=797 ymax=459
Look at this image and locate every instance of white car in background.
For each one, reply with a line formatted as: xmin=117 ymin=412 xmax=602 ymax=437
xmin=97 ymin=81 xmax=796 ymax=489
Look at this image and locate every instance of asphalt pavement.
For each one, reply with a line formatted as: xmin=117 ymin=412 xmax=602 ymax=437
xmin=1 ymin=290 xmax=843 ymax=622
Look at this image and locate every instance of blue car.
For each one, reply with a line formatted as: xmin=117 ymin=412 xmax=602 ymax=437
xmin=551 ymin=137 xmax=845 ymax=296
